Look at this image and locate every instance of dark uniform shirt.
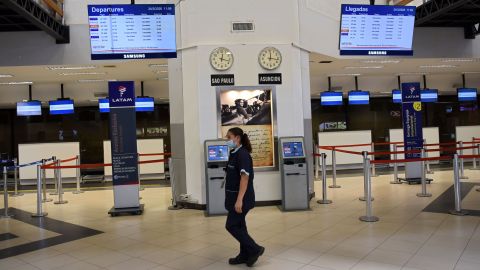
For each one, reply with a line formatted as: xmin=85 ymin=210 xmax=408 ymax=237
xmin=224 ymin=146 xmax=255 ymax=212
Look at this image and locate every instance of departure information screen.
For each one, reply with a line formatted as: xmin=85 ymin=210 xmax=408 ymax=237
xmin=88 ymin=4 xmax=177 ymax=60
xmin=339 ymin=4 xmax=416 ymax=56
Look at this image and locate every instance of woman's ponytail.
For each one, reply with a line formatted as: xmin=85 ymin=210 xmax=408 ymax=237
xmin=241 ymin=133 xmax=253 ymax=153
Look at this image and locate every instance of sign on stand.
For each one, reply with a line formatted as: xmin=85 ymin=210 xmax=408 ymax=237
xmin=401 ymin=82 xmax=424 ymax=182
xmin=108 ymin=81 xmax=143 ymax=216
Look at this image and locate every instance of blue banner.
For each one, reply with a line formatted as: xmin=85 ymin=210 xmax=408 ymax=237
xmin=341 ymin=4 xmax=416 ymax=16
xmin=109 ymin=81 xmax=138 ymax=186
xmin=401 ymin=82 xmax=423 ymax=159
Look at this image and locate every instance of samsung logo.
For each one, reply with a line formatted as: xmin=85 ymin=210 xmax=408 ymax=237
xmin=345 ymin=6 xmax=368 ymax=12
xmin=123 ymin=54 xmax=146 ymax=59
xmin=91 ymin=7 xmax=124 ymax=13
xmin=368 ymin=51 xmax=387 ymax=55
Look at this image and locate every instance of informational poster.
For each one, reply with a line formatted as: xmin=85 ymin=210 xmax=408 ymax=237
xmin=401 ymin=82 xmax=423 ymax=159
xmin=219 ymin=89 xmax=275 ymax=168
xmin=108 ymin=81 xmax=139 ymax=209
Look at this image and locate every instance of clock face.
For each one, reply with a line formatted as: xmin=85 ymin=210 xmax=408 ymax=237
xmin=210 ymin=47 xmax=234 ymax=71
xmin=259 ymin=47 xmax=282 ymax=70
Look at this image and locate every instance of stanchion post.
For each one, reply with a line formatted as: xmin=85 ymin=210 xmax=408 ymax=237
xmin=1 ymin=166 xmax=13 ymax=218
xmin=42 ymin=159 xmax=52 ymax=203
xmin=54 ymin=160 xmax=68 ymax=204
xmin=72 ymin=155 xmax=83 ymax=194
xmin=314 ymin=145 xmax=319 ymax=179
xmin=390 ymin=144 xmax=402 ymax=184
xmin=416 ymin=148 xmax=432 ymax=197
xmin=50 ymin=157 xmax=58 ymax=195
xmin=472 ymin=143 xmax=480 ymax=170
xmin=359 ymin=151 xmax=374 ymax=201
xmin=424 ymin=139 xmax=433 ymax=174
xmin=359 ymin=152 xmax=379 ymax=222
xmin=459 ymin=141 xmax=468 ymax=179
xmin=329 ymin=148 xmax=341 ymax=188
xmin=450 ymin=154 xmax=468 ymax=216
xmin=10 ymin=158 xmax=23 ymax=197
xmin=32 ymin=164 xmax=47 ymax=217
xmin=317 ymin=153 xmax=332 ymax=204
xmin=138 ymin=153 xmax=144 ymax=191
xmin=370 ymin=142 xmax=378 ymax=177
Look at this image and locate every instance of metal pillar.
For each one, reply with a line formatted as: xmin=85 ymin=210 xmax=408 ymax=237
xmin=329 ymin=148 xmax=341 ymax=188
xmin=360 ymin=151 xmax=374 ymax=201
xmin=50 ymin=157 xmax=59 ymax=195
xmin=138 ymin=154 xmax=144 ymax=191
xmin=449 ymin=154 xmax=468 ymax=216
xmin=359 ymin=154 xmax=378 ymax=222
xmin=472 ymin=143 xmax=480 ymax=170
xmin=314 ymin=145 xmax=319 ymax=179
xmin=1 ymin=166 xmax=13 ymax=218
xmin=10 ymin=158 xmax=24 ymax=197
xmin=42 ymin=159 xmax=52 ymax=203
xmin=32 ymin=164 xmax=48 ymax=217
xmin=417 ymin=149 xmax=432 ymax=197
xmin=371 ymin=142 xmax=378 ymax=177
xmin=459 ymin=141 xmax=468 ymax=179
xmin=317 ymin=153 xmax=332 ymax=204
xmin=54 ymin=160 xmax=68 ymax=204
xmin=72 ymin=155 xmax=83 ymax=194
xmin=390 ymin=144 xmax=402 ymax=184
xmin=424 ymin=139 xmax=433 ymax=174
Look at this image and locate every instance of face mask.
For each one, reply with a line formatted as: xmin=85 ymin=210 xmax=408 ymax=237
xmin=226 ymin=140 xmax=236 ymax=149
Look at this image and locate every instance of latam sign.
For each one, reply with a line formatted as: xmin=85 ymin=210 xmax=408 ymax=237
xmin=108 ymin=82 xmax=135 ymax=107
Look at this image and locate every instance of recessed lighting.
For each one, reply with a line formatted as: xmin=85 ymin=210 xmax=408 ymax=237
xmin=78 ymin=79 xmax=117 ymax=83
xmin=328 ymin=73 xmax=361 ymax=77
xmin=0 ymin=74 xmax=14 ymax=78
xmin=419 ymin=65 xmax=457 ymax=68
xmin=344 ymin=66 xmax=384 ymax=69
xmin=59 ymin=72 xmax=106 ymax=76
xmin=153 ymin=70 xmax=168 ymax=74
xmin=360 ymin=60 xmax=400 ymax=64
xmin=441 ymin=59 xmax=477 ymax=63
xmin=0 ymin=81 xmax=32 ymax=85
xmin=149 ymin=64 xmax=168 ymax=68
xmin=157 ymin=77 xmax=169 ymax=80
xmin=48 ymin=66 xmax=97 ymax=70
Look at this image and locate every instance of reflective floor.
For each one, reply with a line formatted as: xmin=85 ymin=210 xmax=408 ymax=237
xmin=1 ymin=168 xmax=480 ymax=270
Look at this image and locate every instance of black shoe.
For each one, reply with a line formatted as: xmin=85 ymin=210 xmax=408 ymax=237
xmin=228 ymin=255 xmax=247 ymax=265
xmin=246 ymin=246 xmax=265 ymax=267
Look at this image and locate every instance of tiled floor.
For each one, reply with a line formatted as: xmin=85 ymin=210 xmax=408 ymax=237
xmin=1 ymin=168 xmax=480 ymax=270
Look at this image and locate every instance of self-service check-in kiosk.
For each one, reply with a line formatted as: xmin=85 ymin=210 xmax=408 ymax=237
xmin=205 ymin=140 xmax=229 ymax=216
xmin=279 ymin=137 xmax=309 ymax=211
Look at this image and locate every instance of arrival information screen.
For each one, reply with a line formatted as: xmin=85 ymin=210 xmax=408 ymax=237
xmin=88 ymin=4 xmax=176 ymax=60
xmin=339 ymin=4 xmax=416 ymax=56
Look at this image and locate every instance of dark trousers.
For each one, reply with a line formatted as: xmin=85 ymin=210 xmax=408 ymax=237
xmin=225 ymin=210 xmax=260 ymax=259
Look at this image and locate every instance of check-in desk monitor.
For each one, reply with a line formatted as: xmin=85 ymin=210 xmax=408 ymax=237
xmin=279 ymin=137 xmax=309 ymax=211
xmin=205 ymin=141 xmax=229 ymax=216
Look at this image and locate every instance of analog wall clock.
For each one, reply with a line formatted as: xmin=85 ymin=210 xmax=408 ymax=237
xmin=210 ymin=47 xmax=234 ymax=71
xmin=258 ymin=47 xmax=282 ymax=70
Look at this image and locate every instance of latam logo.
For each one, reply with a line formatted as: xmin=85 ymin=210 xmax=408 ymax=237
xmin=118 ymin=86 xmax=127 ymax=97
xmin=409 ymin=86 xmax=416 ymax=95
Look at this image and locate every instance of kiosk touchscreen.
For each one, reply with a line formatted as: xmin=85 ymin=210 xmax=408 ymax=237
xmin=204 ymin=140 xmax=229 ymax=216
xmin=279 ymin=137 xmax=309 ymax=211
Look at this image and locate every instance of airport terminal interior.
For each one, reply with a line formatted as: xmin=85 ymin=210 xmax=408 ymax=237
xmin=1 ymin=0 xmax=480 ymax=269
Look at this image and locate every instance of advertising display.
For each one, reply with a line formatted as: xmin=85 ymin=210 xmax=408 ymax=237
xmin=108 ymin=81 xmax=140 ymax=213
xmin=88 ymin=4 xmax=177 ymax=60
xmin=218 ymin=88 xmax=275 ymax=168
xmin=282 ymin=142 xmax=305 ymax=158
xmin=17 ymin=101 xmax=42 ymax=116
xmin=401 ymin=82 xmax=423 ymax=159
xmin=49 ymin=99 xmax=75 ymax=115
xmin=340 ymin=4 xmax=416 ymax=56
xmin=207 ymin=145 xmax=229 ymax=162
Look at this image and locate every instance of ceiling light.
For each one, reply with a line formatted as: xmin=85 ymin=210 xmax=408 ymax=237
xmin=48 ymin=66 xmax=97 ymax=70
xmin=0 ymin=81 xmax=32 ymax=85
xmin=441 ymin=59 xmax=477 ymax=63
xmin=328 ymin=73 xmax=361 ymax=77
xmin=0 ymin=74 xmax=14 ymax=78
xmin=59 ymin=72 xmax=106 ymax=76
xmin=157 ymin=77 xmax=169 ymax=80
xmin=397 ymin=72 xmax=427 ymax=76
xmin=344 ymin=66 xmax=383 ymax=69
xmin=419 ymin=65 xmax=457 ymax=68
xmin=154 ymin=70 xmax=168 ymax=74
xmin=149 ymin=64 xmax=168 ymax=68
xmin=78 ymin=79 xmax=117 ymax=83
xmin=360 ymin=60 xmax=400 ymax=64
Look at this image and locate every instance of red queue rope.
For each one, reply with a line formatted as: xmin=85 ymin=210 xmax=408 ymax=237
xmin=41 ymin=158 xmax=166 ymax=170
xmin=60 ymin=156 xmax=78 ymax=163
xmin=459 ymin=154 xmax=480 ymax=159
